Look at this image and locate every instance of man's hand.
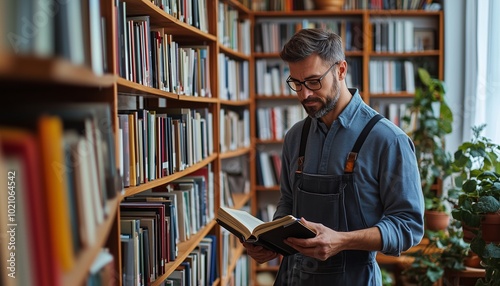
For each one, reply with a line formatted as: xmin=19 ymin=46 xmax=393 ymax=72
xmin=284 ymin=217 xmax=345 ymax=261
xmin=285 ymin=217 xmax=382 ymax=261
xmin=242 ymin=242 xmax=279 ymax=264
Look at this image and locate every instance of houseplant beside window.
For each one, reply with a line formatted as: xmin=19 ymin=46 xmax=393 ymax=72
xmin=403 ymin=68 xmax=454 ymax=230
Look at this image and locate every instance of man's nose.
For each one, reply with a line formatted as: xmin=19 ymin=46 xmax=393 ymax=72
xmin=299 ymin=86 xmax=314 ymax=99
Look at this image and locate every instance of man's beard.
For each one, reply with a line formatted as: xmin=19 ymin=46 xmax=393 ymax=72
xmin=301 ymin=81 xmax=340 ymax=119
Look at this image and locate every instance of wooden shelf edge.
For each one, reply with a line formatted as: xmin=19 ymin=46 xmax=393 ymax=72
xmin=219 ymin=146 xmax=252 ymax=159
xmin=219 ymin=44 xmax=251 ymax=61
xmin=117 ymin=77 xmax=178 ymax=99
xmin=232 ymin=193 xmax=252 ymax=209
xmin=61 ymin=196 xmax=120 ymax=286
xmin=151 ymin=220 xmax=218 ymax=285
xmin=220 ymin=244 xmax=245 ymax=286
xmin=121 ymin=153 xmax=218 ymax=197
xmin=220 ymin=99 xmax=252 ymax=106
xmin=124 ymin=0 xmax=216 ymax=40
xmin=178 ymin=94 xmax=218 ymax=103
xmin=0 ymin=53 xmax=116 ymax=87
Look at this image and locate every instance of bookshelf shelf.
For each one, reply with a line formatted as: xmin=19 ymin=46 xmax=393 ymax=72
xmin=219 ymin=45 xmax=251 ymax=61
xmin=220 ymin=243 xmax=245 ymax=285
xmin=0 ymin=54 xmax=116 ymax=87
xmin=177 ymin=94 xmax=218 ymax=103
xmin=152 ymin=220 xmax=218 ymax=286
xmin=232 ymin=192 xmax=252 ymax=209
xmin=255 ymin=95 xmax=297 ymax=100
xmin=220 ymin=99 xmax=252 ymax=106
xmin=370 ymin=51 xmax=441 ymax=56
xmin=370 ymin=92 xmax=416 ymax=98
xmin=219 ymin=146 xmax=252 ymax=159
xmin=117 ymin=77 xmax=178 ymax=99
xmin=121 ymin=154 xmax=218 ymax=198
xmin=255 ymin=186 xmax=280 ymax=192
xmin=62 ymin=196 xmax=120 ymax=286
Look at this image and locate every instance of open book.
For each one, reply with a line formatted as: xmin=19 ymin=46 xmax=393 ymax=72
xmin=216 ymin=207 xmax=316 ymax=256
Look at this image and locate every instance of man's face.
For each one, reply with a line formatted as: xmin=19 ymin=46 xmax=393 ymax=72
xmin=288 ymin=55 xmax=340 ymax=119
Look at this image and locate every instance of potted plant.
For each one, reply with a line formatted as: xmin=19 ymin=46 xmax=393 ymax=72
xmin=403 ymin=68 xmax=454 ymax=231
xmin=402 ymin=220 xmax=470 ymax=285
xmin=450 ymin=125 xmax=500 ymax=285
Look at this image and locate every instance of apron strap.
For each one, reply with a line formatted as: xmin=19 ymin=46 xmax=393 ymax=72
xmin=344 ymin=114 xmax=383 ymax=173
xmin=296 ymin=116 xmax=312 ymax=174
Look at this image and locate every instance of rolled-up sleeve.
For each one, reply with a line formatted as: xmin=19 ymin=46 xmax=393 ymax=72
xmin=375 ymin=134 xmax=424 ymax=256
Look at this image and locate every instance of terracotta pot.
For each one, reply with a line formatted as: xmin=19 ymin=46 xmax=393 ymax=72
xmin=462 ymin=223 xmax=478 ymax=243
xmin=481 ymin=212 xmax=500 ymax=243
xmin=463 ymin=252 xmax=482 ymax=269
xmin=314 ymin=0 xmax=344 ymax=10
xmin=424 ymin=210 xmax=450 ymax=231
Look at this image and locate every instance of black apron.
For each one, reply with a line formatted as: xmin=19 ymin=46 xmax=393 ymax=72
xmin=274 ymin=114 xmax=383 ymax=285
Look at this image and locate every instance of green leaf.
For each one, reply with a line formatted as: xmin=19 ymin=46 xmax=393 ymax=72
xmin=418 ymin=68 xmax=432 ymax=86
xmin=475 ymin=196 xmax=500 ymax=213
xmin=462 ymin=179 xmax=477 ymax=193
xmin=483 ymin=243 xmax=500 ymax=259
xmin=427 ymin=267 xmax=444 ymax=282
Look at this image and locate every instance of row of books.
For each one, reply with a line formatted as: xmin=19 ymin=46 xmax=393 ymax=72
xmin=371 ymin=100 xmax=415 ymax=133
xmin=0 ymin=103 xmax=120 ymax=286
xmin=254 ymin=20 xmax=363 ymax=54
xmin=115 ymin=2 xmax=211 ymax=96
xmin=250 ymin=0 xmax=313 ymax=11
xmin=256 ymin=151 xmax=282 ymax=187
xmin=255 ymin=59 xmax=292 ymax=97
xmin=120 ymin=166 xmax=215 ymax=284
xmin=218 ymin=2 xmax=252 ymax=55
xmin=249 ymin=0 xmax=437 ymax=11
xmin=255 ymin=57 xmax=363 ymax=97
xmin=164 ymin=235 xmax=218 ymax=286
xmin=372 ymin=20 xmax=431 ymax=53
xmin=219 ymin=108 xmax=251 ymax=153
xmin=256 ymin=105 xmax=307 ymax=141
xmin=230 ymin=255 xmax=251 ymax=286
xmin=142 ymin=0 xmax=209 ymax=33
xmin=218 ymin=54 xmax=250 ymax=101
xmin=3 ymin=0 xmax=106 ymax=74
xmin=117 ymin=107 xmax=214 ymax=188
xmin=86 ymin=249 xmax=116 ymax=286
xmin=369 ymin=60 xmax=416 ymax=94
xmin=346 ymin=0 xmax=437 ymax=10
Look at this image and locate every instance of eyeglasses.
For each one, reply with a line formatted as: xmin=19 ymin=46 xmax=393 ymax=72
xmin=286 ymin=61 xmax=340 ymax=92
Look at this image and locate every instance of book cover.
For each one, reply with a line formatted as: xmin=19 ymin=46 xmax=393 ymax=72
xmin=216 ymin=207 xmax=316 ymax=256
xmin=0 ymin=127 xmax=60 ymax=286
xmin=38 ymin=115 xmax=75 ymax=271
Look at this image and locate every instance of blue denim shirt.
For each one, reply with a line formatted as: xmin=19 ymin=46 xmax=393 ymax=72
xmin=275 ymin=89 xmax=424 ymax=256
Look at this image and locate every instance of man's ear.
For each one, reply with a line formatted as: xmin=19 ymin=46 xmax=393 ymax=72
xmin=338 ymin=61 xmax=348 ymax=81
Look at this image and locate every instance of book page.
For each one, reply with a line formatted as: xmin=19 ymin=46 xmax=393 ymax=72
xmin=253 ymin=215 xmax=299 ymax=235
xmin=219 ymin=207 xmax=264 ymax=235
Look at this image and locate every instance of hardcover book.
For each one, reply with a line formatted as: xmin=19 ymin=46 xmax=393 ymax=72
xmin=216 ymin=207 xmax=316 ymax=256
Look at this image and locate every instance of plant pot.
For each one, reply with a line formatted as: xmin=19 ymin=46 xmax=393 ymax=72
xmin=424 ymin=210 xmax=450 ymax=231
xmin=462 ymin=223 xmax=478 ymax=243
xmin=463 ymin=252 xmax=482 ymax=269
xmin=314 ymin=0 xmax=344 ymax=10
xmin=481 ymin=212 xmax=500 ymax=243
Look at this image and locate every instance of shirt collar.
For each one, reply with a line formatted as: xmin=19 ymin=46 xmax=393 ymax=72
xmin=312 ymin=88 xmax=362 ymax=131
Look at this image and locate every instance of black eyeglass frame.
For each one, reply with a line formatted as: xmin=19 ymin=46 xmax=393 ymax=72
xmin=286 ymin=61 xmax=340 ymax=92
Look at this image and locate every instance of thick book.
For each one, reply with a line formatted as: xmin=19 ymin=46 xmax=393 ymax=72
xmin=216 ymin=207 xmax=316 ymax=256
